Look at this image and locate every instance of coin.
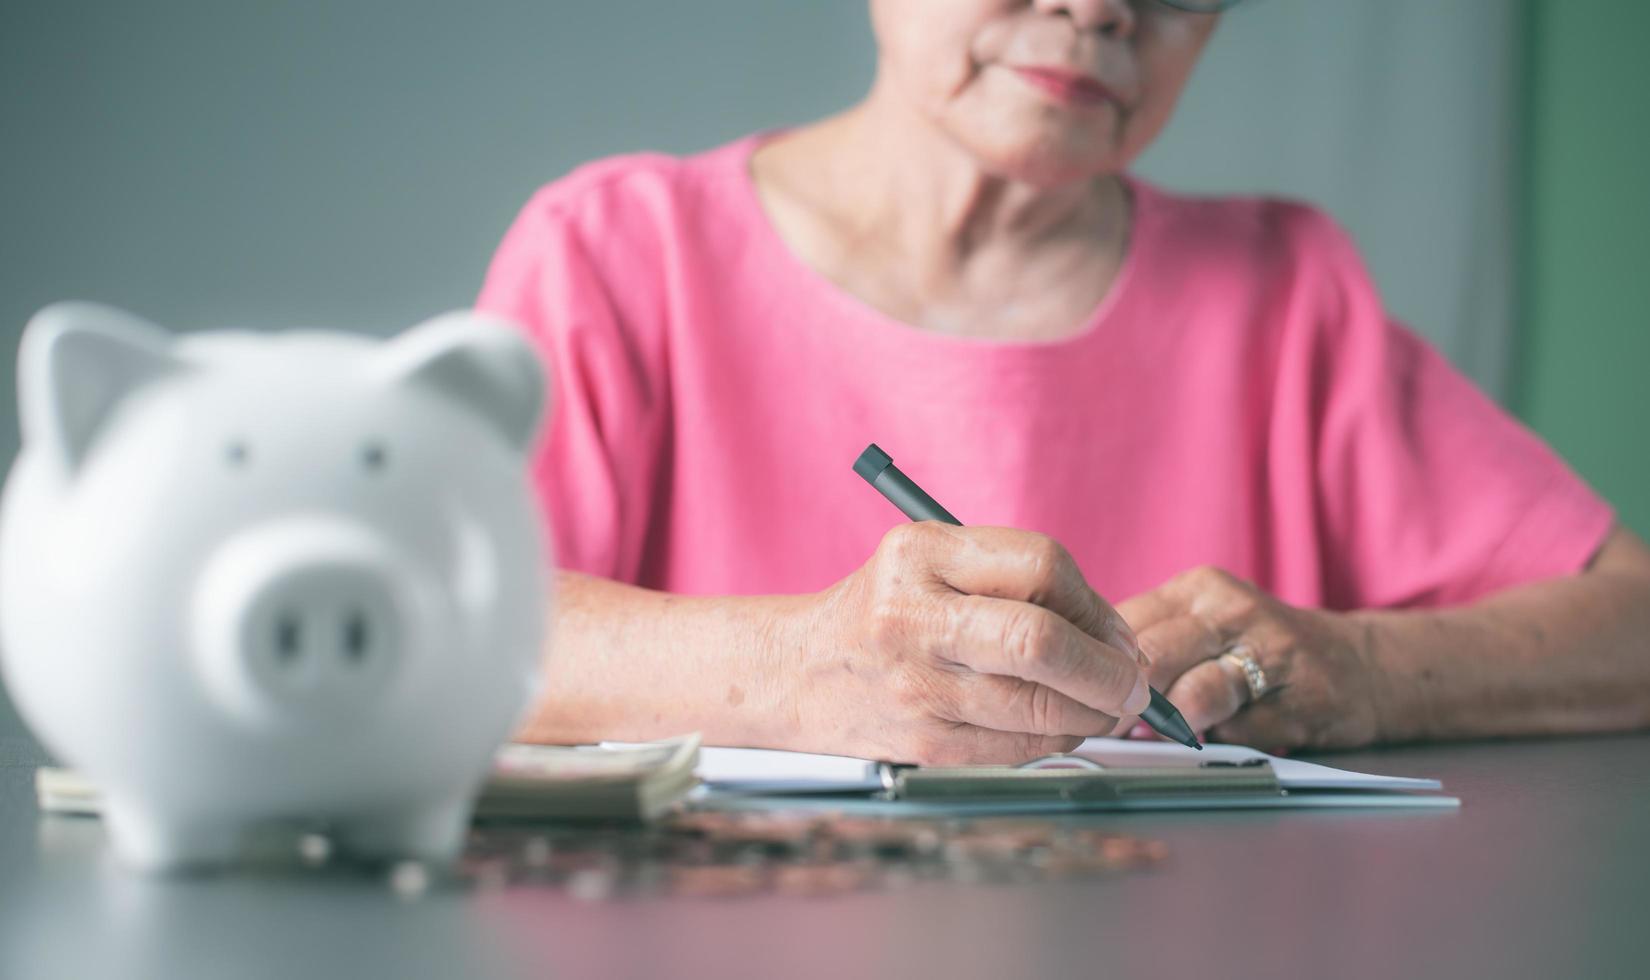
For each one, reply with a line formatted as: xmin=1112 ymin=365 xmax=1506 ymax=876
xmin=456 ymin=811 xmax=1166 ymax=901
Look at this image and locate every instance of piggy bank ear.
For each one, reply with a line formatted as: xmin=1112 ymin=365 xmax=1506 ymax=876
xmin=17 ymin=302 xmax=182 ymax=476
xmin=372 ymin=311 xmax=546 ymax=453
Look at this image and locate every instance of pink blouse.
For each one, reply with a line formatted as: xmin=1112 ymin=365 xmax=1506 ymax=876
xmin=477 ymin=134 xmax=1613 ymax=610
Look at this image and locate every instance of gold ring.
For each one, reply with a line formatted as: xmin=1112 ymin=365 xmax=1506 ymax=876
xmin=1220 ymin=645 xmax=1268 ymax=701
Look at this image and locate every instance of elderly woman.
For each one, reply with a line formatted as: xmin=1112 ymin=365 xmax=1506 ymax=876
xmin=477 ymin=0 xmax=1650 ymax=763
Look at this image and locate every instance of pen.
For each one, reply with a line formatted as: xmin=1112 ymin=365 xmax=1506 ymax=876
xmin=853 ymin=443 xmax=1202 ymax=751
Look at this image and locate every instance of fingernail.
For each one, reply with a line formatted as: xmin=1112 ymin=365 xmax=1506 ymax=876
xmin=1119 ymin=621 xmax=1149 ymax=665
xmin=1129 ymin=723 xmax=1152 ymax=740
xmin=1125 ymin=672 xmax=1150 ymax=715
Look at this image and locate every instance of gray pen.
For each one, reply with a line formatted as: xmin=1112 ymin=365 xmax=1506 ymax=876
xmin=853 ymin=443 xmax=1202 ymax=751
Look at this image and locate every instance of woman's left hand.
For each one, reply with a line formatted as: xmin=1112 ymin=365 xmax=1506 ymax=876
xmin=1116 ymin=566 xmax=1395 ymax=752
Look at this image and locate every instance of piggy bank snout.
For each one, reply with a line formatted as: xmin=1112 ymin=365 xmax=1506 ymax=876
xmin=193 ymin=520 xmax=419 ymax=727
xmin=241 ymin=559 xmax=401 ymax=687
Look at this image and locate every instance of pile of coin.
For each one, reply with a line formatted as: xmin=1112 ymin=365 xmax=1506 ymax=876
xmin=459 ymin=810 xmax=1167 ymax=900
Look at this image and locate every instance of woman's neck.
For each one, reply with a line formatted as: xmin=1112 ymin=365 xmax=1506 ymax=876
xmin=814 ymin=80 xmax=1120 ymax=275
xmin=750 ymin=82 xmax=1131 ymax=339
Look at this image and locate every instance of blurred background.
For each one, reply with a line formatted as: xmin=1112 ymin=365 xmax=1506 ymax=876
xmin=1 ymin=1 xmax=1646 ymax=732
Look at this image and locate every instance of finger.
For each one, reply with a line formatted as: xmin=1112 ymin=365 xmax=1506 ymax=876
xmin=912 ymin=725 xmax=1084 ymax=767
xmin=1163 ymin=656 xmax=1250 ymax=736
xmin=1118 ymin=565 xmax=1255 ymax=637
xmin=1209 ymin=701 xmax=1302 ymax=753
xmin=1137 ymin=615 xmax=1228 ymax=690
xmin=949 ymin=673 xmax=1121 ymax=737
xmin=1115 ymin=585 xmax=1185 ymax=637
xmin=928 ymin=525 xmax=1144 ymax=662
xmin=943 ymin=594 xmax=1151 ymax=717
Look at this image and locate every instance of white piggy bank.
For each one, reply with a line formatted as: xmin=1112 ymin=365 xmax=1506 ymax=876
xmin=0 ymin=303 xmax=551 ymax=871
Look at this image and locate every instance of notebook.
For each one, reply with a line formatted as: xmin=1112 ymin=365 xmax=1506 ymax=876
xmin=36 ymin=734 xmax=703 ymax=823
xmin=689 ymin=738 xmax=1458 ymax=812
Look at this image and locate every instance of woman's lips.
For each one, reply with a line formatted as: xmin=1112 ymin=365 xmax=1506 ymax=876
xmin=1009 ymin=66 xmax=1121 ymax=108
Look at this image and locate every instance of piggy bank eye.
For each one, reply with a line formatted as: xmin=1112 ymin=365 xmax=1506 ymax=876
xmin=224 ymin=440 xmax=251 ymax=468
xmin=360 ymin=440 xmax=388 ymax=473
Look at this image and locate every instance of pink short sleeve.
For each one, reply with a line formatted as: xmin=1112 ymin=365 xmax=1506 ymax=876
xmin=1304 ymin=217 xmax=1615 ymax=608
xmin=475 ymin=181 xmax=669 ymax=583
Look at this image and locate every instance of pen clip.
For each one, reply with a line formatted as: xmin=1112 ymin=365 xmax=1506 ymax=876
xmin=1018 ymin=754 xmax=1105 ymax=771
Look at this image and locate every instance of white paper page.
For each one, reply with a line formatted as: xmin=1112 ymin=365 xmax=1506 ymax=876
xmin=1071 ymin=739 xmax=1443 ymax=791
xmin=686 ymin=741 xmax=1442 ymax=794
xmin=691 ymin=746 xmax=885 ymax=792
xmin=694 ymin=789 xmax=1461 ymax=815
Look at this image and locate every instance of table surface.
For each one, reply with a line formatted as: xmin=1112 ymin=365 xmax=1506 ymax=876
xmin=3 ymin=703 xmax=1648 ymax=980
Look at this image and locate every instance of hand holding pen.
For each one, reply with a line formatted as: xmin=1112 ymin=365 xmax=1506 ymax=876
xmin=807 ymin=515 xmax=1156 ymax=765
xmin=853 ymin=444 xmax=1201 ymax=753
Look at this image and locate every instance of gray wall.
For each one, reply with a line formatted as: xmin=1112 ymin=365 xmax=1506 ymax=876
xmin=0 ymin=0 xmax=877 ymax=736
xmin=1140 ymin=0 xmax=1521 ymax=397
xmin=0 ymin=0 xmax=1521 ymax=736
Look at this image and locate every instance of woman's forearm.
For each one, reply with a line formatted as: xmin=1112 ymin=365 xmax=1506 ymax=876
xmin=518 ymin=532 xmax=1650 ymax=750
xmin=513 ymin=523 xmax=1162 ymax=763
xmin=514 ymin=571 xmax=814 ymax=747
xmin=1359 ymin=528 xmax=1650 ymax=742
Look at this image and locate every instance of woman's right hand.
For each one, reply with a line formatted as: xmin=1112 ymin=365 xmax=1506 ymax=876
xmin=789 ymin=523 xmax=1151 ymax=765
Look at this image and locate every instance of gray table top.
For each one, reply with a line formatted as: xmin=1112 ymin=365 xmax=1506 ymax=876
xmin=2 ymin=712 xmax=1648 ymax=980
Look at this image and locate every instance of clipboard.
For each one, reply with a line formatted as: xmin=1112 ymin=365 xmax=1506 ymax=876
xmin=656 ymin=741 xmax=1461 ymax=813
xmin=890 ymin=755 xmax=1283 ymax=803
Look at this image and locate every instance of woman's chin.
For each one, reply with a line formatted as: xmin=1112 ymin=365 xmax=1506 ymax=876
xmin=924 ymin=106 xmax=1125 ymax=185
xmin=959 ymin=134 xmax=1125 ymax=187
